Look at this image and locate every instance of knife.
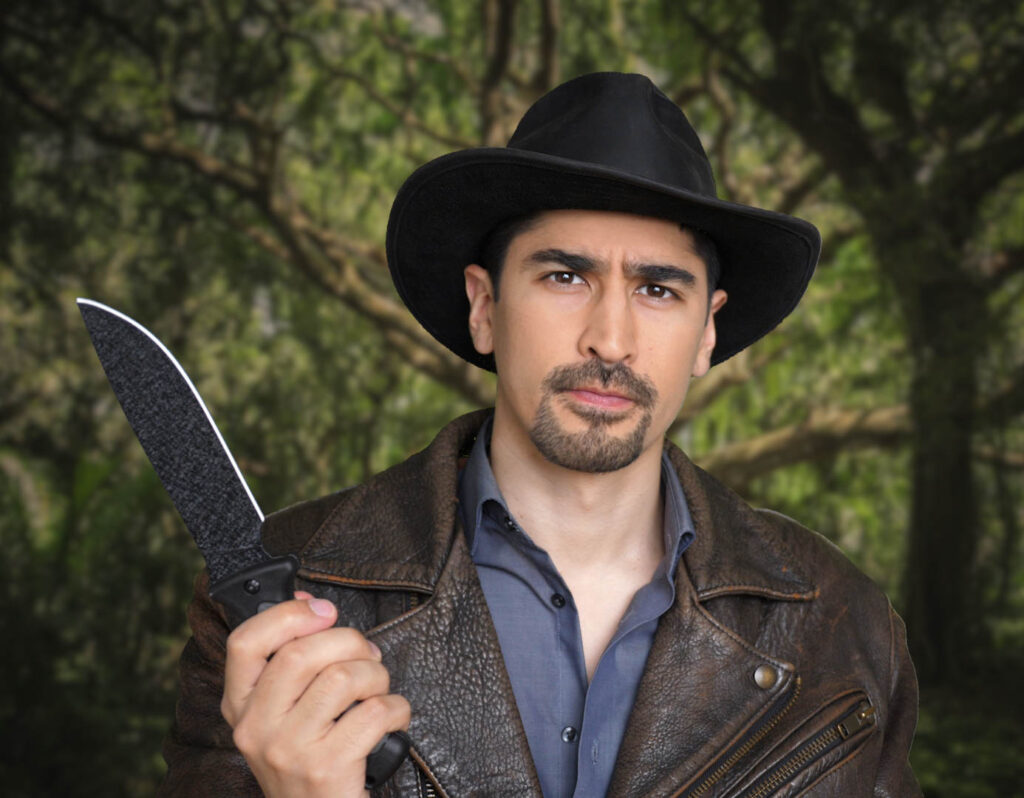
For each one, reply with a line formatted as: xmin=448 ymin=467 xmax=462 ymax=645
xmin=77 ymin=298 xmax=410 ymax=789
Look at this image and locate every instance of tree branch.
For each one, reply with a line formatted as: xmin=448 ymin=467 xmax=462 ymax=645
xmin=281 ymin=29 xmax=476 ymax=150
xmin=214 ymin=198 xmax=496 ymax=407
xmin=946 ymin=126 xmax=1024 ymax=216
xmin=669 ymin=345 xmax=784 ymax=435
xmin=979 ymin=364 xmax=1024 ymax=424
xmin=2 ymin=28 xmax=500 ymax=407
xmin=673 ymin=10 xmax=756 ymax=89
xmin=681 ymin=1 xmax=895 ymax=195
xmin=776 ymin=161 xmax=828 ymax=215
xmin=982 ymin=246 xmax=1024 ymax=291
xmin=695 ymin=405 xmax=909 ymax=489
xmin=531 ymin=0 xmax=560 ymax=93
xmin=0 ymin=66 xmax=263 ymax=198
xmin=704 ymin=60 xmax=740 ymax=202
xmin=480 ymin=0 xmax=519 ymax=145
xmin=694 ymin=362 xmax=1024 ymax=490
xmin=974 ymin=446 xmax=1024 ymax=470
xmin=374 ymin=33 xmax=478 ymax=93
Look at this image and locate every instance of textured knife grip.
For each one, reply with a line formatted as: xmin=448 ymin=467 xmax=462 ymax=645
xmin=209 ymin=554 xmax=409 ymax=789
xmin=209 ymin=555 xmax=300 ymax=629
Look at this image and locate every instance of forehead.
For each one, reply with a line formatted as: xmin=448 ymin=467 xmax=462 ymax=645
xmin=507 ymin=209 xmax=704 ymax=267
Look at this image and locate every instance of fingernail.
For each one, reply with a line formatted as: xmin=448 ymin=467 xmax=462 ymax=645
xmin=309 ymin=598 xmax=335 ymax=617
xmin=368 ymin=641 xmax=382 ymax=660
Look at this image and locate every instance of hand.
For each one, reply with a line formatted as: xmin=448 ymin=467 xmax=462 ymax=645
xmin=221 ymin=592 xmax=411 ymax=798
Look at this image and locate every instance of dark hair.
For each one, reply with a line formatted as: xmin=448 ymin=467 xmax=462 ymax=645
xmin=478 ymin=213 xmax=721 ymax=300
xmin=689 ymin=227 xmax=721 ymax=297
xmin=478 ymin=213 xmax=543 ymax=300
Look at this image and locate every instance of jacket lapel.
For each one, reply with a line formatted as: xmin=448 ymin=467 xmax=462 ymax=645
xmin=370 ymin=527 xmax=543 ymax=797
xmin=609 ymin=445 xmax=816 ymax=797
xmin=608 ymin=585 xmax=798 ymax=797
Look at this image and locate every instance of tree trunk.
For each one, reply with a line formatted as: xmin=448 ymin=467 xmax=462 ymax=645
xmin=883 ymin=227 xmax=986 ymax=685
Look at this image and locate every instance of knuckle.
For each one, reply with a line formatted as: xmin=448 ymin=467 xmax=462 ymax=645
xmin=323 ymin=661 xmax=354 ymax=693
xmin=334 ymin=626 xmax=366 ymax=650
xmin=274 ymin=639 xmax=309 ymax=670
xmin=305 ymin=762 xmax=333 ymax=788
xmin=231 ymin=720 xmax=256 ymax=755
xmin=359 ymin=694 xmax=390 ymax=723
xmin=225 ymin=630 xmax=252 ymax=661
xmin=263 ymin=741 xmax=294 ymax=773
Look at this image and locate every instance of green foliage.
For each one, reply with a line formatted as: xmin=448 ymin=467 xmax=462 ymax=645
xmin=0 ymin=0 xmax=1021 ymax=794
xmin=913 ymin=679 xmax=1024 ymax=798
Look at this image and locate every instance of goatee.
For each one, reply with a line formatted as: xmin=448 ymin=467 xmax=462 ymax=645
xmin=529 ymin=360 xmax=658 ymax=473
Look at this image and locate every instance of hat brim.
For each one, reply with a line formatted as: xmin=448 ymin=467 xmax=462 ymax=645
xmin=386 ymin=148 xmax=821 ymax=370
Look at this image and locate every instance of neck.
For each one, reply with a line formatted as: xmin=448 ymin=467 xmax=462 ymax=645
xmin=488 ymin=406 xmax=666 ymax=574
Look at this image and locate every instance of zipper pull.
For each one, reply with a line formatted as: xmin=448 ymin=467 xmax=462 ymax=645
xmin=837 ymin=701 xmax=876 ymax=739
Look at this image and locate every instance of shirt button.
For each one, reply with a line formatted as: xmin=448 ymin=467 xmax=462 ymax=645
xmin=504 ymin=516 xmax=516 ymax=531
xmin=550 ymin=593 xmax=566 ymax=608
xmin=561 ymin=726 xmax=578 ymax=743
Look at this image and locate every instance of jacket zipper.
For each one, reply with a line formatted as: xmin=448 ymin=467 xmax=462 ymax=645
xmin=740 ymin=700 xmax=876 ymax=798
xmin=416 ymin=765 xmax=439 ymax=798
xmin=676 ymin=678 xmax=802 ymax=798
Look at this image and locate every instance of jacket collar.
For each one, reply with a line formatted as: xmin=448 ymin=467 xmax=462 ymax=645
xmin=293 ymin=410 xmax=816 ymax=603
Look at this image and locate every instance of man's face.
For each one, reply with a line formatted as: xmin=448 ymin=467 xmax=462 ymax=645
xmin=465 ymin=209 xmax=728 ymax=473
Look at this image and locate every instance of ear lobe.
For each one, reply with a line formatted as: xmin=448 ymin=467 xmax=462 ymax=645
xmin=693 ymin=289 xmax=728 ymax=377
xmin=464 ymin=264 xmax=495 ymax=356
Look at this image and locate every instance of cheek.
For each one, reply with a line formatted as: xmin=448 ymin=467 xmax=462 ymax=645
xmin=641 ymin=327 xmax=701 ymax=410
xmin=493 ymin=300 xmax=568 ymax=365
xmin=491 ymin=308 xmax=549 ymax=395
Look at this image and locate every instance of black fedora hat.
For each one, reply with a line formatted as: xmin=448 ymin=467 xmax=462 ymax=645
xmin=386 ymin=72 xmax=820 ymax=370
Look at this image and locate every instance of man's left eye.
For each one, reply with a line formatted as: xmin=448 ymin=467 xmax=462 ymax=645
xmin=638 ymin=284 xmax=676 ymax=299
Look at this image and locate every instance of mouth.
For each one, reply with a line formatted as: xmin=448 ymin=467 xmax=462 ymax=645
xmin=564 ymin=387 xmax=636 ymax=411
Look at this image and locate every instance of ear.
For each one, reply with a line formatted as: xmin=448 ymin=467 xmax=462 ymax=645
xmin=464 ymin=264 xmax=496 ymax=356
xmin=692 ymin=289 xmax=728 ymax=378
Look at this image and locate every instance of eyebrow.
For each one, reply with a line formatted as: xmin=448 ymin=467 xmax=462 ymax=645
xmin=527 ymin=248 xmax=597 ymax=273
xmin=527 ymin=248 xmax=698 ymax=287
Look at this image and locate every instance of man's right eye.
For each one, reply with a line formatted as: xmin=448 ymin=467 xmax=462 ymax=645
xmin=546 ymin=271 xmax=583 ymax=285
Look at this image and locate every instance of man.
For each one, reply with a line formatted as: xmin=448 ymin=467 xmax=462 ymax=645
xmin=160 ymin=73 xmax=921 ymax=796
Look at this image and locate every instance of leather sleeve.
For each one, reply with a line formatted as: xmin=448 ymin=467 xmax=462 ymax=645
xmin=158 ymin=570 xmax=263 ymax=797
xmin=875 ymin=606 xmax=923 ymax=798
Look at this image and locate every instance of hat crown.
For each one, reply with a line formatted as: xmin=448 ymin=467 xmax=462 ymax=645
xmin=507 ymin=72 xmax=717 ymax=197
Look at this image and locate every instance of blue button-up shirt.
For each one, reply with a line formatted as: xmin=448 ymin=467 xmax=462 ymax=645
xmin=458 ymin=417 xmax=695 ymax=798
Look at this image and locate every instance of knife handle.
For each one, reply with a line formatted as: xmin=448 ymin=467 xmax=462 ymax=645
xmin=210 ymin=555 xmax=301 ymax=629
xmin=209 ymin=554 xmax=410 ymax=789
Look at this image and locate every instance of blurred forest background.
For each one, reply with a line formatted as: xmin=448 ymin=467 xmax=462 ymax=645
xmin=1 ymin=1 xmax=1022 ymax=795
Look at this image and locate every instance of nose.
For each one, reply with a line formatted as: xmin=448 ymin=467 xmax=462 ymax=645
xmin=577 ymin=286 xmax=637 ymax=365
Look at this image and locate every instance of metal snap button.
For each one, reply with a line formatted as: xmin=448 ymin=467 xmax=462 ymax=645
xmin=753 ymin=664 xmax=778 ymax=689
xmin=561 ymin=726 xmax=578 ymax=743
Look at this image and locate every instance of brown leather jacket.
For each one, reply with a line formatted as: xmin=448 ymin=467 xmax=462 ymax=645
xmin=160 ymin=410 xmax=922 ymax=797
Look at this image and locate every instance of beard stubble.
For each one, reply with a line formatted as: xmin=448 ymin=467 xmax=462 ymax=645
xmin=529 ymin=360 xmax=658 ymax=473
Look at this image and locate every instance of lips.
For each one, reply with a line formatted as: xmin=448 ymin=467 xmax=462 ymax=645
xmin=567 ymin=387 xmax=636 ymax=409
xmin=542 ymin=361 xmax=658 ymax=410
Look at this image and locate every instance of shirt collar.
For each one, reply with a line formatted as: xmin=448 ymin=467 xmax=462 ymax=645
xmin=458 ymin=414 xmax=696 ymax=565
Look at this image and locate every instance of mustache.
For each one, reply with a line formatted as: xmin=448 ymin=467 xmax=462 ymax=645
xmin=542 ymin=360 xmax=658 ymax=408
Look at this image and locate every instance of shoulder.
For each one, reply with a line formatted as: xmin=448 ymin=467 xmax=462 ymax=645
xmin=753 ymin=506 xmax=885 ymax=599
xmin=668 ymin=440 xmax=890 ymax=618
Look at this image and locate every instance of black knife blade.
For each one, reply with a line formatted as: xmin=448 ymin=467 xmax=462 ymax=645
xmin=77 ymin=298 xmax=409 ymax=789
